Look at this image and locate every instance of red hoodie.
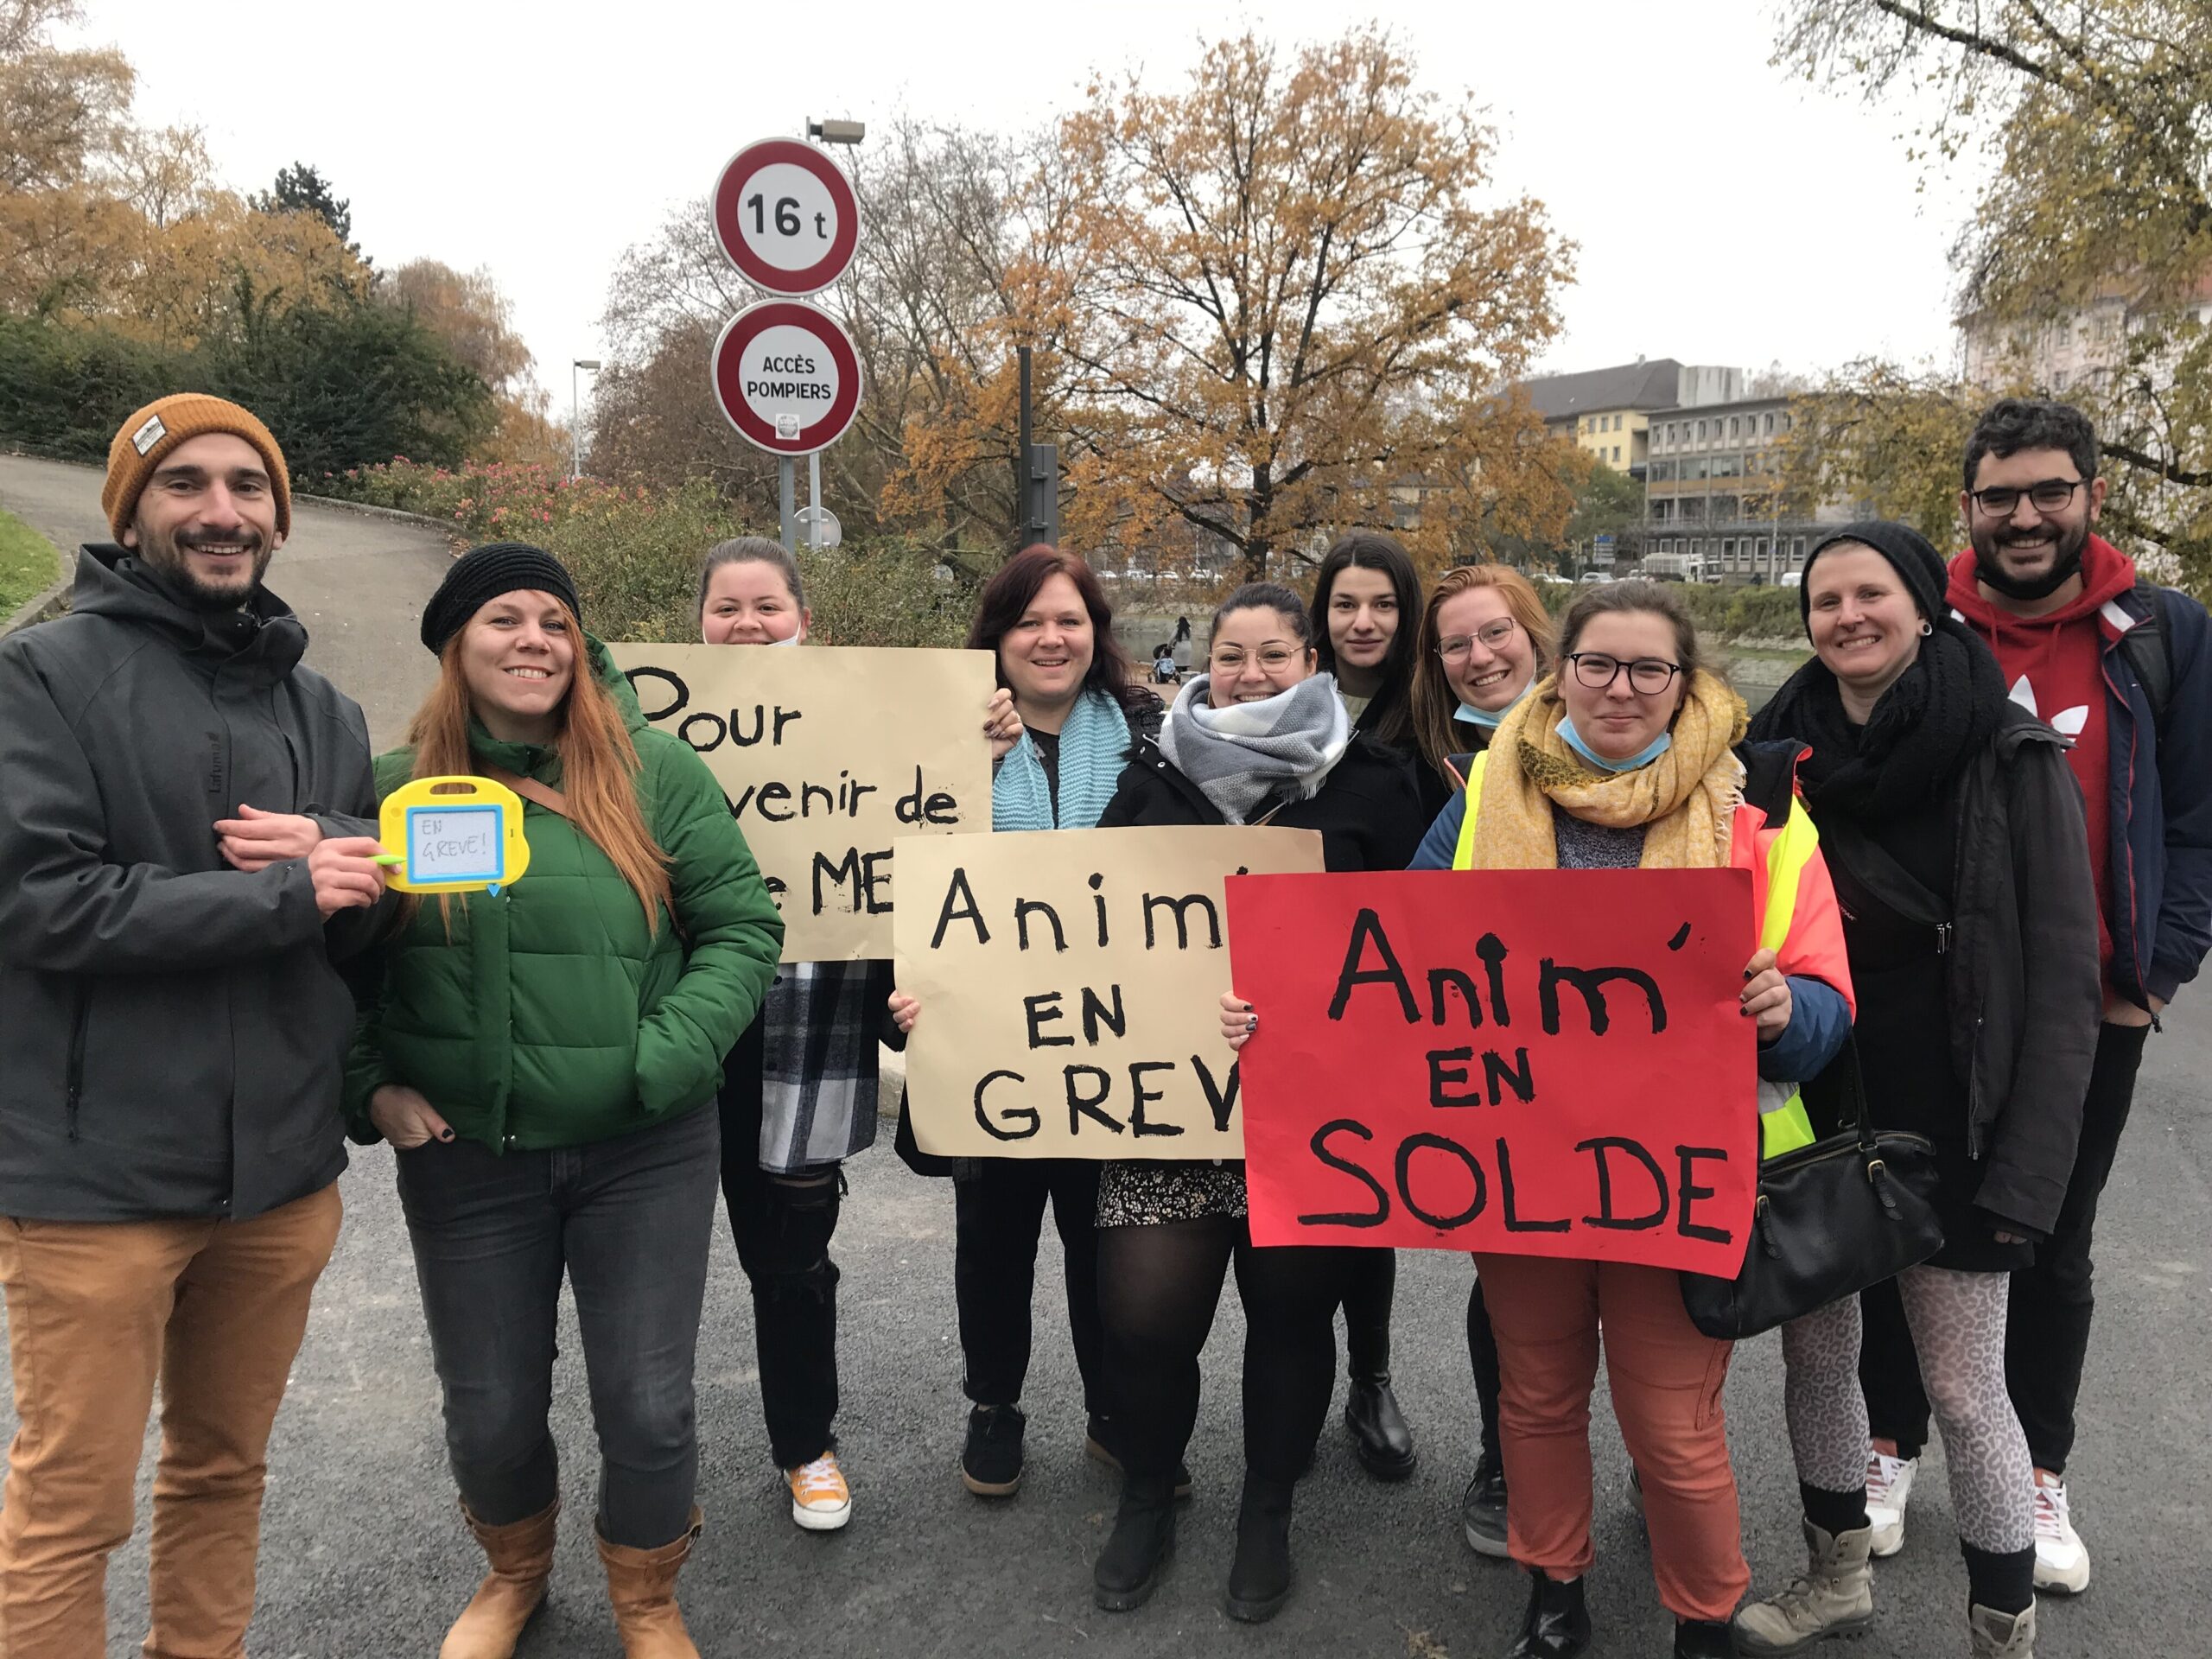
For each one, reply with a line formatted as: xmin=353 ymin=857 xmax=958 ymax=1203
xmin=1947 ymin=534 xmax=2137 ymax=977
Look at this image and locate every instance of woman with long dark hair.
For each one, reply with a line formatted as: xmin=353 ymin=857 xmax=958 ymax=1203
xmin=1084 ymin=582 xmax=1427 ymax=1622
xmin=1406 ymin=580 xmax=1853 ymax=1659
xmin=1404 ymin=562 xmax=1554 ymax=1560
xmin=890 ymin=546 xmax=1160 ymax=1502
xmin=346 ymin=543 xmax=783 ymax=1659
xmin=1306 ymin=531 xmax=1431 ymax=1482
xmin=1735 ymin=525 xmax=2098 ymax=1659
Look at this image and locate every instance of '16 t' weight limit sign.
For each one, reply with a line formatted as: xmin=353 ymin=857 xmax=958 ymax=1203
xmin=711 ymin=138 xmax=861 ymax=296
xmin=710 ymin=300 xmax=863 ymax=456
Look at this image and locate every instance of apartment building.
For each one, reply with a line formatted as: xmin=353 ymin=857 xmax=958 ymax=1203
xmin=1523 ymin=359 xmax=1741 ymax=479
xmin=1961 ymin=273 xmax=2212 ymax=394
xmin=1641 ymin=396 xmax=1853 ymax=583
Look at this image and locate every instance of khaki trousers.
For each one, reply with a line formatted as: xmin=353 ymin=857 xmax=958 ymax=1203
xmin=0 ymin=1182 xmax=341 ymax=1659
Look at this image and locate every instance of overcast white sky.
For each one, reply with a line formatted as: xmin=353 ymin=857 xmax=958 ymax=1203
xmin=70 ymin=0 xmax=1980 ymax=408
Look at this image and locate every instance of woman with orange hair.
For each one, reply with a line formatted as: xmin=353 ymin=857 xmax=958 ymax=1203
xmin=345 ymin=543 xmax=783 ymax=1659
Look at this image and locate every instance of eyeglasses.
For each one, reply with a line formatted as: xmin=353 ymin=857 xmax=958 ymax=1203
xmin=1564 ymin=652 xmax=1682 ymax=695
xmin=1967 ymin=478 xmax=2085 ymax=517
xmin=1437 ymin=619 xmax=1520 ymax=662
xmin=1210 ymin=646 xmax=1304 ymax=672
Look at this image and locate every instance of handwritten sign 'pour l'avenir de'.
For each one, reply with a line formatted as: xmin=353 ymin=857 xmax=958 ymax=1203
xmin=1227 ymin=868 xmax=1758 ymax=1274
xmin=611 ymin=644 xmax=995 ymax=960
xmin=897 ymin=826 xmax=1326 ymax=1160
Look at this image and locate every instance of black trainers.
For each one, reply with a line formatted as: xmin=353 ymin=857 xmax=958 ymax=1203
xmin=1084 ymin=1414 xmax=1193 ymax=1499
xmin=1674 ymin=1617 xmax=1738 ymax=1657
xmin=961 ymin=1403 xmax=1026 ymax=1497
xmin=1462 ymin=1452 xmax=1509 ymax=1558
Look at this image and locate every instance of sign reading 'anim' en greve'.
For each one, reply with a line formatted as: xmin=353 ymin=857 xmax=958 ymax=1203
xmin=1228 ymin=868 xmax=1758 ymax=1274
xmin=897 ymin=826 xmax=1325 ymax=1160
xmin=612 ymin=644 xmax=995 ymax=961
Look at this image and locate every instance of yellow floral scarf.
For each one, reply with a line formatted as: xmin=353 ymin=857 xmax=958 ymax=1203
xmin=1465 ymin=668 xmax=1749 ymax=871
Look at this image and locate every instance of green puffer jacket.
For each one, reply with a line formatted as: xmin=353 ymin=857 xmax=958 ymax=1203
xmin=344 ymin=638 xmax=782 ymax=1151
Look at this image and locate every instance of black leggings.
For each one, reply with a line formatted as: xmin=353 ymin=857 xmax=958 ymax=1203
xmin=1340 ymin=1248 xmax=1395 ymax=1379
xmin=1098 ymin=1216 xmax=1358 ymax=1484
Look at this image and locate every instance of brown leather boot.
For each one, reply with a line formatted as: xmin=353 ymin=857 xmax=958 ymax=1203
xmin=440 ymin=1499 xmax=558 ymax=1659
xmin=595 ymin=1507 xmax=703 ymax=1658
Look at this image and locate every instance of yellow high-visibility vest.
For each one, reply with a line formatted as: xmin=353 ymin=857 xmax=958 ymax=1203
xmin=1450 ymin=751 xmax=1820 ymax=1159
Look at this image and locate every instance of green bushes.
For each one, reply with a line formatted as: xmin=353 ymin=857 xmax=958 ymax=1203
xmin=325 ymin=460 xmax=971 ymax=646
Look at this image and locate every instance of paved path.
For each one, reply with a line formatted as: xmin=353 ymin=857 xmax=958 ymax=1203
xmin=0 ymin=454 xmax=452 ymax=747
xmin=0 ymin=451 xmax=2206 ymax=1655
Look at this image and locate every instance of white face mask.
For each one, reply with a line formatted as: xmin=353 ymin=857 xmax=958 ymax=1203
xmin=770 ymin=632 xmax=802 ymax=646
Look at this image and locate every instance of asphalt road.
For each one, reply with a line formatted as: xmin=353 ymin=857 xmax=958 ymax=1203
xmin=1 ymin=453 xmax=2206 ymax=1656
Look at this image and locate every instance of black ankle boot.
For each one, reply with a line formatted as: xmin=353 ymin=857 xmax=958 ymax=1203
xmin=1223 ymin=1472 xmax=1295 ymax=1623
xmin=1674 ymin=1618 xmax=1736 ymax=1657
xmin=1092 ymin=1475 xmax=1177 ymax=1611
xmin=1345 ymin=1373 xmax=1417 ymax=1479
xmin=1503 ymin=1569 xmax=1591 ymax=1659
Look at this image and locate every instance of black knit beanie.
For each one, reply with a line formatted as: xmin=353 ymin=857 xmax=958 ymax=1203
xmin=1798 ymin=520 xmax=1948 ymax=634
xmin=421 ymin=542 xmax=583 ymax=655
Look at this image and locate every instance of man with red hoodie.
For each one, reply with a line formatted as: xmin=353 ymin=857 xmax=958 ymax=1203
xmin=1856 ymin=398 xmax=2212 ymax=1596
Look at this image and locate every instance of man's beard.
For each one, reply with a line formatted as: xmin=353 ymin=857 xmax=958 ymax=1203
xmin=1971 ymin=516 xmax=2089 ymax=602
xmin=135 ymin=524 xmax=273 ymax=610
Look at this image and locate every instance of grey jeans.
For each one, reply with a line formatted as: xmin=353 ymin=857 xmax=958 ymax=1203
xmin=395 ymin=1103 xmax=720 ymax=1548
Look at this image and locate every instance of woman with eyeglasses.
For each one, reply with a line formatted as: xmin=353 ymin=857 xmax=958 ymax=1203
xmin=1734 ymin=524 xmax=2097 ymax=1659
xmin=1405 ymin=581 xmax=1853 ymax=1659
xmin=1080 ymin=582 xmax=1426 ymax=1622
xmin=1306 ymin=531 xmax=1433 ymax=1488
xmin=1404 ymin=563 xmax=1556 ymax=1560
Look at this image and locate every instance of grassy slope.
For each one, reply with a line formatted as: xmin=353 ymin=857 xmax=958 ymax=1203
xmin=0 ymin=509 xmax=64 ymax=617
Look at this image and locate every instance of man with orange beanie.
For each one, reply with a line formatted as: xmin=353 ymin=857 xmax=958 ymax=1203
xmin=0 ymin=395 xmax=394 ymax=1656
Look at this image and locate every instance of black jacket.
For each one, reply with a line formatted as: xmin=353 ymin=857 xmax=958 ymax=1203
xmin=0 ymin=546 xmax=385 ymax=1221
xmin=1096 ymin=728 xmax=1428 ymax=874
xmin=1946 ymin=704 xmax=2103 ymax=1234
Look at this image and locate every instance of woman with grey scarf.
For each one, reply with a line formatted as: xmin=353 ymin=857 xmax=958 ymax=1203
xmin=1085 ymin=582 xmax=1427 ymax=1623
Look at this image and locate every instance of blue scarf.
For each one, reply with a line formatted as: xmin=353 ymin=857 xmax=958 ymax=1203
xmin=993 ymin=687 xmax=1133 ymax=831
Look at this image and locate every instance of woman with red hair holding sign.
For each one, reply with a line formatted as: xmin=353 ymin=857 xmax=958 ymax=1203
xmin=1380 ymin=581 xmax=1853 ymax=1659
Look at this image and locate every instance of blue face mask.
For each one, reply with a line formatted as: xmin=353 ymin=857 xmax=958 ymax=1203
xmin=1560 ymin=715 xmax=1673 ymax=774
xmin=1452 ymin=679 xmax=1534 ymax=729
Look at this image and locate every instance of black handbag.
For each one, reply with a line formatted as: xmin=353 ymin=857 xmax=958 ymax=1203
xmin=1679 ymin=1040 xmax=1944 ymax=1341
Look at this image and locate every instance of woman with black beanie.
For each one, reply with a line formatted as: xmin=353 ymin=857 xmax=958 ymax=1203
xmin=1737 ymin=523 xmax=2101 ymax=1659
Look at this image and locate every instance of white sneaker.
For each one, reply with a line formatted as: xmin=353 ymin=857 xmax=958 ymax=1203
xmin=1866 ymin=1448 xmax=1918 ymax=1559
xmin=2032 ymin=1474 xmax=2090 ymax=1593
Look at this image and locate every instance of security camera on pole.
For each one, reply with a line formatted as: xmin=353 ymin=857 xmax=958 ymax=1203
xmin=708 ymin=129 xmax=864 ymax=553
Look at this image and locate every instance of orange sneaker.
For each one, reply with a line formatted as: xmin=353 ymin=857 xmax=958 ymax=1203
xmin=787 ymin=1452 xmax=852 ymax=1532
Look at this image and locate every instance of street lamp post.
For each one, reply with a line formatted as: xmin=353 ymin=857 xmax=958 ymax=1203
xmin=570 ymin=359 xmax=601 ymax=481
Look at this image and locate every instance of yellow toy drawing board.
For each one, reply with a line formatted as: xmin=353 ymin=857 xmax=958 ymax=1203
xmin=376 ymin=776 xmax=531 ymax=893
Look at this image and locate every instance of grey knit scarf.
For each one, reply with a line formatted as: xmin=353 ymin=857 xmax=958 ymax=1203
xmin=1157 ymin=671 xmax=1351 ymax=824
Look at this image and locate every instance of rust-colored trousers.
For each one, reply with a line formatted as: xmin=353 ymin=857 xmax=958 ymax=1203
xmin=1477 ymin=1254 xmax=1749 ymax=1623
xmin=0 ymin=1182 xmax=341 ymax=1659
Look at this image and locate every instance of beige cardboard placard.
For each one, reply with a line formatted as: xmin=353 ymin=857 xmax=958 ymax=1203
xmin=610 ymin=643 xmax=996 ymax=960
xmin=896 ymin=825 xmax=1325 ymax=1159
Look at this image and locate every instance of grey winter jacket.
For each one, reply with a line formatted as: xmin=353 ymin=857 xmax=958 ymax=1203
xmin=0 ymin=545 xmax=385 ymax=1221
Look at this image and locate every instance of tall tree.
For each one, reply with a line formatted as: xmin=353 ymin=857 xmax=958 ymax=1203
xmin=251 ymin=162 xmax=354 ymax=250
xmin=1036 ymin=28 xmax=1576 ymax=579
xmin=1777 ymin=0 xmax=2212 ymax=581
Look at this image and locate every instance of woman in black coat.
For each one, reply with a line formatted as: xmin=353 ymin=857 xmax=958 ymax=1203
xmin=1736 ymin=523 xmax=2101 ymax=1659
xmin=1088 ymin=582 xmax=1426 ymax=1624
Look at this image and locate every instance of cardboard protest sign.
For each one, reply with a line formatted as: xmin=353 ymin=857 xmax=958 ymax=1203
xmin=611 ymin=644 xmax=995 ymax=960
xmin=898 ymin=826 xmax=1326 ymax=1159
xmin=1228 ymin=868 xmax=1758 ymax=1274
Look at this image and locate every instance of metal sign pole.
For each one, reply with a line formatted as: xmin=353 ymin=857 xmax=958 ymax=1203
xmin=809 ymin=451 xmax=822 ymax=550
xmin=779 ymin=456 xmax=797 ymax=552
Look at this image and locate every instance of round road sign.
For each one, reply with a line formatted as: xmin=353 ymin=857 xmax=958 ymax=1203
xmin=709 ymin=299 xmax=863 ymax=456
xmin=710 ymin=138 xmax=861 ymax=296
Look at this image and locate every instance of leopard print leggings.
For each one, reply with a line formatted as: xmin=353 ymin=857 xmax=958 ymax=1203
xmin=1779 ymin=1265 xmax=2033 ymax=1552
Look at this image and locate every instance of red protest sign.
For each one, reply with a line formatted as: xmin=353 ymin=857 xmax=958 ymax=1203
xmin=1227 ymin=868 xmax=1758 ymax=1274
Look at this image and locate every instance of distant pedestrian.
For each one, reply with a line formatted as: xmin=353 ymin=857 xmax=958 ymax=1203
xmin=1741 ymin=522 xmax=2101 ymax=1659
xmin=348 ymin=542 xmax=782 ymax=1659
xmin=1856 ymin=401 xmax=2212 ymax=1599
xmin=0 ymin=396 xmax=392 ymax=1656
